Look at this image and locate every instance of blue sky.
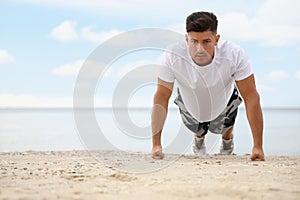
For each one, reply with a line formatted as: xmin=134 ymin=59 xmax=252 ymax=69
xmin=0 ymin=0 xmax=300 ymax=108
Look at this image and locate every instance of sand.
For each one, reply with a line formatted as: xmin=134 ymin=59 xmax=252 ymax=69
xmin=0 ymin=150 xmax=299 ymax=200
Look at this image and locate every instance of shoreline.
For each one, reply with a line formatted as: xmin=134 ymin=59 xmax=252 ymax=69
xmin=1 ymin=150 xmax=299 ymax=199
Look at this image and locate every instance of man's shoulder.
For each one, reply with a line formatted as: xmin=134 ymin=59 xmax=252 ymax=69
xmin=165 ymin=40 xmax=188 ymax=57
xmin=217 ymin=40 xmax=247 ymax=61
xmin=160 ymin=40 xmax=189 ymax=66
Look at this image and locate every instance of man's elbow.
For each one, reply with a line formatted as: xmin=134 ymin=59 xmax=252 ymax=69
xmin=153 ymin=92 xmax=170 ymax=106
xmin=244 ymin=91 xmax=261 ymax=107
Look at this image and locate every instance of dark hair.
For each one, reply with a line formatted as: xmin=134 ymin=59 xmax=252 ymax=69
xmin=186 ymin=12 xmax=218 ymax=33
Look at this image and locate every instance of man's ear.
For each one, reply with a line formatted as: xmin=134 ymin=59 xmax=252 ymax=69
xmin=185 ymin=34 xmax=189 ymax=43
xmin=215 ymin=34 xmax=220 ymax=45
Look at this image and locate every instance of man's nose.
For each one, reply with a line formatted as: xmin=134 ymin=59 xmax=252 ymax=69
xmin=196 ymin=43 xmax=205 ymax=52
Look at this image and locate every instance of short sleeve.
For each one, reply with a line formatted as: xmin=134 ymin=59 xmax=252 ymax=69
xmin=158 ymin=51 xmax=175 ymax=83
xmin=233 ymin=47 xmax=253 ymax=81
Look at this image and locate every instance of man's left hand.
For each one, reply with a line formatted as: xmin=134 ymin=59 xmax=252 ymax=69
xmin=250 ymin=147 xmax=265 ymax=161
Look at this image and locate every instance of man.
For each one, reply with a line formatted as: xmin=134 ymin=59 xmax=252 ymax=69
xmin=151 ymin=11 xmax=265 ymax=161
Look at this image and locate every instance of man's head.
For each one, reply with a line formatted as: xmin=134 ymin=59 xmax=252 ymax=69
xmin=185 ymin=12 xmax=220 ymax=66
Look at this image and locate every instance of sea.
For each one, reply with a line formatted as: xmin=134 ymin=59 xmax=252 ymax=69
xmin=0 ymin=108 xmax=299 ymax=156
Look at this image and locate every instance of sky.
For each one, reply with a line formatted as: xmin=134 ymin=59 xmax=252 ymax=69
xmin=0 ymin=0 xmax=300 ymax=108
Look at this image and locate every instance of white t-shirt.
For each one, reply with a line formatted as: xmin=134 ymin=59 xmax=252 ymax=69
xmin=158 ymin=39 xmax=252 ymax=122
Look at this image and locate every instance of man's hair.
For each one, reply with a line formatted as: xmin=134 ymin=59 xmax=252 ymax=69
xmin=186 ymin=12 xmax=218 ymax=33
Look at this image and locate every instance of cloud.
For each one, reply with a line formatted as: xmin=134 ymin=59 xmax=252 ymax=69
xmin=43 ymin=0 xmax=300 ymax=46
xmin=50 ymin=21 xmax=123 ymax=44
xmin=0 ymin=49 xmax=15 ymax=64
xmin=219 ymin=14 xmax=300 ymax=46
xmin=80 ymin=26 xmax=122 ymax=44
xmin=166 ymin=24 xmax=185 ymax=34
xmin=266 ymin=70 xmax=290 ymax=81
xmin=52 ymin=60 xmax=84 ymax=76
xmin=164 ymin=1 xmax=300 ymax=47
xmin=258 ymin=0 xmax=300 ymax=27
xmin=296 ymin=69 xmax=300 ymax=80
xmin=9 ymin=0 xmax=195 ymax=20
xmin=50 ymin=20 xmax=78 ymax=42
xmin=218 ymin=0 xmax=300 ymax=46
xmin=52 ymin=59 xmax=113 ymax=78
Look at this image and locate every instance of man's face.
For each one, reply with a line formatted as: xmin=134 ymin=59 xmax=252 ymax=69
xmin=186 ymin=31 xmax=220 ymax=66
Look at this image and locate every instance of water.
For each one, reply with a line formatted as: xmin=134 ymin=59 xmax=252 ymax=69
xmin=0 ymin=108 xmax=299 ymax=155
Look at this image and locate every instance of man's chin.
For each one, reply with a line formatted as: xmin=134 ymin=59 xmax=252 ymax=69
xmin=193 ymin=59 xmax=212 ymax=67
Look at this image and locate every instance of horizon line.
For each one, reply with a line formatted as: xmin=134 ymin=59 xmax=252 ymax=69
xmin=0 ymin=106 xmax=300 ymax=110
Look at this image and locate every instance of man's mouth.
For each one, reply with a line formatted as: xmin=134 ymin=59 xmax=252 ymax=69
xmin=195 ymin=53 xmax=207 ymax=58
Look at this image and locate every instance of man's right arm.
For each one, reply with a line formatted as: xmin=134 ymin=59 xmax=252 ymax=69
xmin=151 ymin=78 xmax=174 ymax=159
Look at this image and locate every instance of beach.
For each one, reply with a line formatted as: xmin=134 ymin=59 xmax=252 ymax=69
xmin=0 ymin=150 xmax=299 ymax=200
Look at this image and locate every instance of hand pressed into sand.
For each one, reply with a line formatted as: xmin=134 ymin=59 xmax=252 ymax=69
xmin=152 ymin=145 xmax=164 ymax=159
xmin=250 ymin=147 xmax=265 ymax=161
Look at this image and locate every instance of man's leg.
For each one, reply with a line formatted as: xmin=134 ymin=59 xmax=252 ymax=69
xmin=192 ymin=124 xmax=209 ymax=155
xmin=220 ymin=125 xmax=234 ymax=155
xmin=209 ymin=86 xmax=242 ymax=154
xmin=222 ymin=126 xmax=233 ymax=140
xmin=174 ymin=88 xmax=208 ymax=155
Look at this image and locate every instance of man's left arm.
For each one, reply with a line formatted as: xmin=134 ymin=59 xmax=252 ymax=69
xmin=236 ymin=74 xmax=265 ymax=161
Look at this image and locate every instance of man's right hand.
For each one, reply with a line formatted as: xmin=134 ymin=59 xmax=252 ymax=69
xmin=152 ymin=145 xmax=164 ymax=159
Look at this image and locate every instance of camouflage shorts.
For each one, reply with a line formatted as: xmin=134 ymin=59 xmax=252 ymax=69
xmin=174 ymin=87 xmax=242 ymax=136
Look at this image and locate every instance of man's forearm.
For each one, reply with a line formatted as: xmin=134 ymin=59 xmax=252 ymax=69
xmin=151 ymin=99 xmax=168 ymax=147
xmin=245 ymin=95 xmax=264 ymax=148
xmin=152 ymin=130 xmax=162 ymax=146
